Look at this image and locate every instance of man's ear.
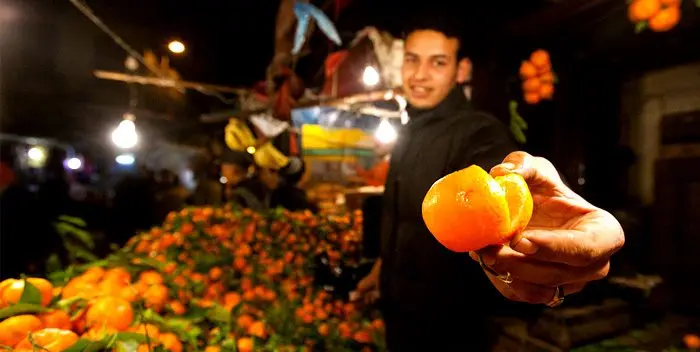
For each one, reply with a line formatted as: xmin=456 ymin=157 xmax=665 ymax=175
xmin=456 ymin=58 xmax=472 ymax=84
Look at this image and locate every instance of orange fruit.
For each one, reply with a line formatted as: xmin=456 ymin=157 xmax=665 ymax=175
xmin=237 ymin=314 xmax=254 ymax=330
xmin=628 ymin=0 xmax=662 ymax=22
xmin=519 ymin=61 xmax=538 ymax=79
xmin=159 ymin=332 xmax=183 ymax=352
xmin=85 ymin=296 xmax=134 ymax=331
xmin=249 ymin=321 xmax=267 ymax=338
xmin=143 ymin=284 xmax=169 ymax=310
xmin=169 ymin=301 xmax=186 ymax=315
xmin=530 ymin=49 xmax=550 ymax=69
xmin=353 ymin=330 xmax=372 ymax=344
xmin=524 ymin=92 xmax=541 ymax=105
xmin=80 ymin=267 xmax=106 ymax=283
xmin=540 ymin=71 xmax=555 ymax=84
xmin=684 ymin=334 xmax=700 ymax=349
xmin=14 ymin=328 xmax=79 ymax=352
xmin=81 ymin=326 xmax=118 ymax=340
xmin=209 ymin=267 xmax=223 ymax=281
xmin=128 ymin=323 xmax=160 ymax=338
xmin=0 ymin=314 xmax=43 ymax=347
xmin=648 ymin=6 xmax=680 ymax=32
xmin=39 ymin=310 xmax=72 ymax=330
xmin=522 ymin=78 xmax=541 ymax=93
xmin=103 ymin=267 xmax=131 ymax=285
xmin=138 ymin=270 xmax=164 ymax=286
xmin=422 ymin=165 xmax=533 ymax=252
xmin=1 ymin=278 xmax=53 ymax=307
xmin=237 ymin=338 xmax=254 ymax=352
xmin=0 ymin=278 xmax=16 ymax=307
xmin=205 ymin=347 xmax=221 ymax=352
xmin=539 ymin=83 xmax=555 ymax=100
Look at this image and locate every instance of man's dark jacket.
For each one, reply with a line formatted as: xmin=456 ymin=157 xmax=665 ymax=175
xmin=380 ymin=87 xmax=517 ymax=351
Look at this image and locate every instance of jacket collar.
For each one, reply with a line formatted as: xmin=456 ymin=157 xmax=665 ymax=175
xmin=405 ymin=86 xmax=471 ymax=130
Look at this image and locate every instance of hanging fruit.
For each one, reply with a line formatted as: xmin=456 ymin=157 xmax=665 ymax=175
xmin=628 ymin=0 xmax=682 ymax=33
xmin=519 ymin=49 xmax=555 ymax=105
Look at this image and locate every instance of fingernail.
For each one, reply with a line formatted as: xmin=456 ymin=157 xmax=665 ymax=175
xmin=481 ymin=253 xmax=497 ymax=267
xmin=512 ymin=237 xmax=539 ymax=255
xmin=501 ymin=162 xmax=516 ymax=170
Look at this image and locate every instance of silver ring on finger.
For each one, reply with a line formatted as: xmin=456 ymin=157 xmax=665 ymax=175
xmin=478 ymin=252 xmax=513 ymax=284
xmin=546 ymin=286 xmax=565 ymax=308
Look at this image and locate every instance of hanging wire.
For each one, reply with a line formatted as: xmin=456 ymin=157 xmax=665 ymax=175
xmin=68 ymin=0 xmax=239 ymax=105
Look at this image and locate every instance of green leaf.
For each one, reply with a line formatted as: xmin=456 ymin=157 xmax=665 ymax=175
xmin=207 ymin=304 xmax=232 ymax=324
xmin=46 ymin=254 xmax=63 ymax=274
xmin=63 ymin=339 xmax=95 ymax=352
xmin=114 ymin=340 xmax=140 ymax=352
xmin=115 ymin=332 xmax=149 ymax=343
xmin=510 ymin=122 xmax=527 ymax=144
xmin=635 ymin=21 xmax=647 ymax=33
xmin=19 ymin=279 xmax=43 ymax=305
xmin=0 ymin=303 xmax=48 ymax=319
xmin=58 ymin=215 xmax=88 ymax=227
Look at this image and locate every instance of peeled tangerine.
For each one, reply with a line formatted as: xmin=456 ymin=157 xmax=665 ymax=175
xmin=422 ymin=165 xmax=533 ymax=252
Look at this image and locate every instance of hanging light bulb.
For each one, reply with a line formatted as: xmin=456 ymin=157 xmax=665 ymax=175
xmin=111 ymin=117 xmax=139 ymax=149
xmin=362 ymin=66 xmax=380 ymax=87
xmin=375 ymin=118 xmax=397 ymax=144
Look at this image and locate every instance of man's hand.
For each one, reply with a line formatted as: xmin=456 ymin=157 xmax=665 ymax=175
xmin=470 ymin=151 xmax=625 ymax=305
xmin=351 ymin=259 xmax=381 ymax=305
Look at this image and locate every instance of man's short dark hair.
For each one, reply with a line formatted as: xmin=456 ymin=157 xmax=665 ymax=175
xmin=402 ymin=8 xmax=470 ymax=59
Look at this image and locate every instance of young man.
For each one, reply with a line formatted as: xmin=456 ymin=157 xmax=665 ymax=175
xmin=355 ymin=17 xmax=517 ymax=350
xmin=355 ymin=15 xmax=625 ymax=351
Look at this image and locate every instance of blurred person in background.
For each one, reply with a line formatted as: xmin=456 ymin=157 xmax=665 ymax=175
xmin=220 ymin=149 xmax=255 ymax=201
xmin=192 ymin=162 xmax=223 ymax=206
xmin=270 ymin=157 xmax=318 ymax=212
xmin=1 ymin=145 xmax=60 ymax=278
xmin=111 ymin=165 xmax=157 ymax=246
xmin=155 ymin=169 xmax=187 ymax=222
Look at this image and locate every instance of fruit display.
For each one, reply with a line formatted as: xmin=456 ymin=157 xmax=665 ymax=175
xmin=628 ymin=0 xmax=682 ymax=32
xmin=519 ymin=49 xmax=556 ymax=105
xmin=422 ymin=165 xmax=533 ymax=252
xmin=0 ymin=206 xmax=385 ymax=351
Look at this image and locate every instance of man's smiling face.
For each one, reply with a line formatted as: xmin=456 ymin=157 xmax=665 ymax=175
xmin=401 ymin=30 xmax=469 ymax=109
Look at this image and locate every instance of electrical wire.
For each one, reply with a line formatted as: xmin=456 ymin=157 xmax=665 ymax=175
xmin=68 ymin=0 xmax=239 ymax=104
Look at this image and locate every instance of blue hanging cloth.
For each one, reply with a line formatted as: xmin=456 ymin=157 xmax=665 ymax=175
xmin=292 ymin=2 xmax=342 ymax=55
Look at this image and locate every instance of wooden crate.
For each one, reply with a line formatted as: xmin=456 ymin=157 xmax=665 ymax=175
xmin=529 ymin=299 xmax=631 ymax=350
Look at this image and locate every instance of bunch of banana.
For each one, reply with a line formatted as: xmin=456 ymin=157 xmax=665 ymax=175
xmin=224 ymin=118 xmax=289 ymax=170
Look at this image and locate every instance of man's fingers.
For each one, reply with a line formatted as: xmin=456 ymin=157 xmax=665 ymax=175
xmin=482 ymin=245 xmax=610 ymax=286
xmin=487 ymin=275 xmax=588 ymax=305
xmin=517 ymin=211 xmax=625 ymax=267
xmin=490 ymin=151 xmax=532 ymax=177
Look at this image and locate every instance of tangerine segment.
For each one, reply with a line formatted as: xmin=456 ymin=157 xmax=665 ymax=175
xmin=494 ymin=173 xmax=534 ymax=237
xmin=422 ymin=165 xmax=512 ymax=252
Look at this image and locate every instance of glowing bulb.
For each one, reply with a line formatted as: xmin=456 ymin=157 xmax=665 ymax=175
xmin=362 ymin=66 xmax=380 ymax=87
xmin=28 ymin=147 xmax=45 ymax=161
xmin=375 ymin=119 xmax=397 ymax=144
xmin=168 ymin=40 xmax=185 ymax=54
xmin=66 ymin=157 xmax=82 ymax=170
xmin=115 ymin=154 xmax=135 ymax=165
xmin=220 ymin=176 xmax=228 ymax=184
xmin=112 ymin=119 xmax=138 ymax=149
xmin=246 ymin=146 xmax=256 ymax=154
